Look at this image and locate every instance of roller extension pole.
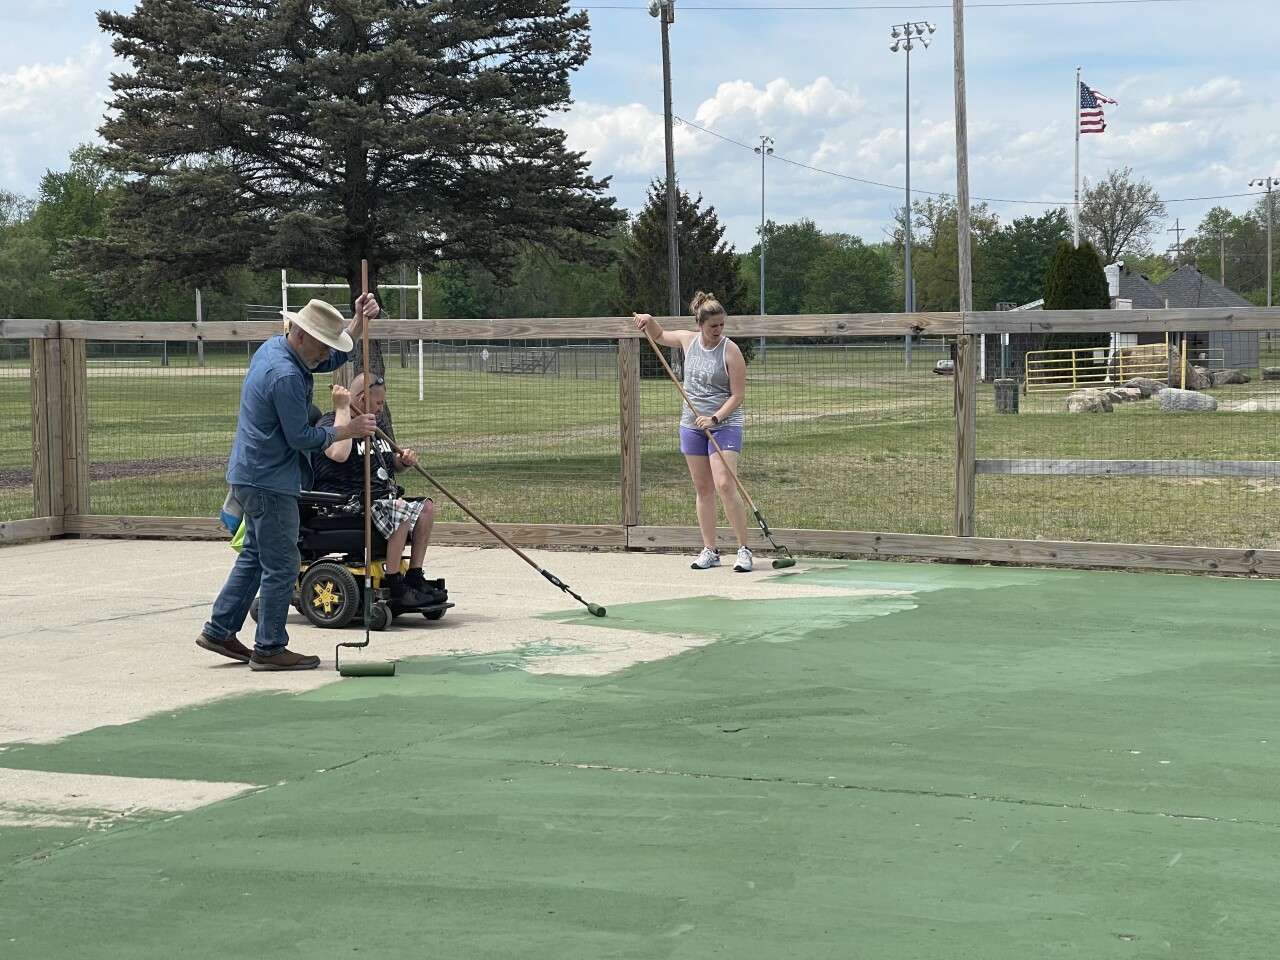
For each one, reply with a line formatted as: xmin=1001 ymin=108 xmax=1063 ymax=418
xmin=640 ymin=327 xmax=796 ymax=568
xmin=337 ymin=260 xmax=395 ymax=677
xmin=348 ymin=400 xmax=606 ymax=617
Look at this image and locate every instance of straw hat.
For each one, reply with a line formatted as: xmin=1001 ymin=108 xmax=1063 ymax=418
xmin=281 ymin=299 xmax=353 ymax=351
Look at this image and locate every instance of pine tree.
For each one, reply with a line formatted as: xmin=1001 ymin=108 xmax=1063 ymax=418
xmin=612 ymin=180 xmax=750 ymax=375
xmin=1042 ymin=239 xmax=1110 ymax=352
xmin=78 ymin=0 xmax=622 ymax=306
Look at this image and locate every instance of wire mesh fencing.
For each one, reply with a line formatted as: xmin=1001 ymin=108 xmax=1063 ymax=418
xmin=10 ymin=319 xmax=1280 ymax=559
xmin=0 ymin=339 xmax=33 ymax=522
xmin=974 ymin=325 xmax=1280 ymax=548
xmin=639 ymin=338 xmax=956 ymax=535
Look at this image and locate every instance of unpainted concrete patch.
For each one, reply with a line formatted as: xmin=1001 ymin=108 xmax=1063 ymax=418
xmin=0 ymin=768 xmax=259 ymax=829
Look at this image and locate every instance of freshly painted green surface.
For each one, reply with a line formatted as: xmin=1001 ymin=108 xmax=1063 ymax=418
xmin=2 ymin=562 xmax=1274 ymax=959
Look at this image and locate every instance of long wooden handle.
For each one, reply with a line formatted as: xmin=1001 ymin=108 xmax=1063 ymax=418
xmin=361 ymin=260 xmax=372 ymax=583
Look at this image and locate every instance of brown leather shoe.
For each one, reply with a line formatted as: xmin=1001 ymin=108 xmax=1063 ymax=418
xmin=196 ymin=632 xmax=252 ymax=664
xmin=249 ymin=649 xmax=321 ymax=671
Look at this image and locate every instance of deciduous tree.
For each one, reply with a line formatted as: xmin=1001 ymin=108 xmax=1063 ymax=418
xmin=1079 ymin=167 xmax=1166 ymax=264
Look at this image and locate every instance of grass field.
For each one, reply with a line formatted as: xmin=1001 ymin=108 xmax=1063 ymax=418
xmin=3 ymin=340 xmax=1280 ymax=547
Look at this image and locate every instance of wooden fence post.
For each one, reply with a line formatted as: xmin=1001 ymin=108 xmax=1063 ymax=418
xmin=27 ymin=335 xmax=89 ymax=533
xmin=954 ymin=333 xmax=976 ymax=537
xmin=618 ymin=337 xmax=641 ymax=529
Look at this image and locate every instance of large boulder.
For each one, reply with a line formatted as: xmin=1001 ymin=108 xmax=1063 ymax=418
xmin=1211 ymin=369 xmax=1251 ymax=387
xmin=1174 ymin=367 xmax=1212 ymax=390
xmin=1108 ymin=344 xmax=1167 ymax=383
xmin=1262 ymin=367 xmax=1280 ymax=381
xmin=1067 ymin=389 xmax=1113 ymax=413
xmin=1169 ymin=348 xmax=1212 ymax=390
xmin=1124 ymin=377 xmax=1165 ymax=398
xmin=1159 ymin=388 xmax=1218 ymax=412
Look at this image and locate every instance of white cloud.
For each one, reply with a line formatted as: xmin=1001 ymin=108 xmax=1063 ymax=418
xmin=0 ymin=44 xmax=113 ymax=193
xmin=1138 ymin=76 xmax=1248 ymax=118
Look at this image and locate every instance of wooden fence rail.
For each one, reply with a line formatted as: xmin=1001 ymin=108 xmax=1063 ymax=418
xmin=6 ymin=306 xmax=1280 ymax=575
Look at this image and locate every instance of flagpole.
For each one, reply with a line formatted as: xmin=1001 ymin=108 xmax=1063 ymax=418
xmin=1073 ymin=65 xmax=1081 ymax=248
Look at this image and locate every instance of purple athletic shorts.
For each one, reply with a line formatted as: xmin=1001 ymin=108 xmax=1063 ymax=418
xmin=679 ymin=425 xmax=743 ymax=456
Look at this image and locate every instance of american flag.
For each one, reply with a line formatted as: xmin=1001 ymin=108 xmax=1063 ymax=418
xmin=1079 ymin=81 xmax=1117 ymax=134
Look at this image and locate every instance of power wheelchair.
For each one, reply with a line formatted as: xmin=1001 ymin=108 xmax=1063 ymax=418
xmin=248 ymin=408 xmax=453 ymax=631
xmin=249 ymin=490 xmax=452 ymax=631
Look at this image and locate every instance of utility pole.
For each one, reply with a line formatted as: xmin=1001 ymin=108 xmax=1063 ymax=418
xmin=650 ymin=0 xmax=680 ymax=318
xmin=1249 ymin=176 xmax=1278 ymax=307
xmin=1167 ymin=219 xmax=1185 ymax=265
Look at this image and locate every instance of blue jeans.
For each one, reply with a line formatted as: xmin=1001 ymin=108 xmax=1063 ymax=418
xmin=204 ymin=484 xmax=300 ymax=657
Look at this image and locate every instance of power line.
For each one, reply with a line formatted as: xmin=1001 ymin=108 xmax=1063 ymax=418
xmin=580 ymin=1 xmax=1201 ymax=11
xmin=674 ymin=114 xmax=1263 ymax=210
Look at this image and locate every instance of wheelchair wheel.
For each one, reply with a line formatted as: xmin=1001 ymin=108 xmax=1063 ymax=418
xmin=299 ymin=561 xmax=360 ymax=629
xmin=249 ymin=597 xmax=259 ymax=623
xmin=369 ymin=601 xmax=392 ymax=632
xmin=423 ymin=608 xmax=446 ymax=621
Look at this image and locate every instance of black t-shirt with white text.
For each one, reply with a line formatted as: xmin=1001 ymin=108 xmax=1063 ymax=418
xmin=310 ymin=411 xmax=396 ymax=498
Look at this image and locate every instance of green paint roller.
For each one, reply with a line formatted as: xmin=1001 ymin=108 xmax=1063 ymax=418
xmin=337 ymin=659 xmax=396 ymax=678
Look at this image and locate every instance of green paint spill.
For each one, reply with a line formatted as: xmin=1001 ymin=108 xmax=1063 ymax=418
xmin=777 ymin=559 xmax=1058 ymax=593
xmin=433 ymin=640 xmax=590 ymax=673
xmin=561 ymin=594 xmax=916 ymax=644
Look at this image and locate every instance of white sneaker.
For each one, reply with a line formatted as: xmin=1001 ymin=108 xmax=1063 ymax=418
xmin=690 ymin=548 xmax=721 ymax=570
xmin=733 ymin=546 xmax=753 ymax=573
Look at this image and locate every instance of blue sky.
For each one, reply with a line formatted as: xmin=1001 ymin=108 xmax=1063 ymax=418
xmin=2 ymin=1 xmax=1277 ymax=253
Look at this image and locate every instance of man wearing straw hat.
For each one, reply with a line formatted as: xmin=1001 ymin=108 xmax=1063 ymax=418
xmin=196 ymin=296 xmax=380 ymax=671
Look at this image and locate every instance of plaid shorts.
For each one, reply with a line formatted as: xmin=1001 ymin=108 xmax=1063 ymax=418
xmin=370 ymin=496 xmax=429 ymax=539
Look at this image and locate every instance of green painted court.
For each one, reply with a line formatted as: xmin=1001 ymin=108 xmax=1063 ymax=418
xmin=0 ymin=543 xmax=1273 ymax=959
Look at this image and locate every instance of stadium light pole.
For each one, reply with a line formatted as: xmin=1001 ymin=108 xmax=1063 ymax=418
xmin=754 ymin=135 xmax=774 ymax=361
xmin=890 ymin=20 xmax=934 ymax=316
xmin=650 ymin=0 xmax=680 ymax=318
xmin=891 ymin=20 xmax=934 ymax=372
xmin=1249 ymin=176 xmax=1278 ymax=307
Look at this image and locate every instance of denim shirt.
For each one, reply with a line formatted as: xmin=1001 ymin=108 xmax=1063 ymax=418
xmin=226 ymin=335 xmax=352 ymax=495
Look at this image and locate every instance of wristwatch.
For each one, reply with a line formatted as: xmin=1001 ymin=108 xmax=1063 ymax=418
xmin=710 ymin=415 xmax=720 ymax=425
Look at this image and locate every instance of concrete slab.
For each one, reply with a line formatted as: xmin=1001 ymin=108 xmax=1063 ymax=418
xmin=1 ymin=541 xmax=1274 ymax=960
xmin=0 ymin=539 xmax=852 ymax=744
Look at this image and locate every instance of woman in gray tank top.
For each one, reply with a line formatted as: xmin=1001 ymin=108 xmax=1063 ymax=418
xmin=633 ymin=292 xmax=753 ymax=572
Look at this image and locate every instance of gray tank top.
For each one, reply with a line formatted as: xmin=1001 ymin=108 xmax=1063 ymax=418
xmin=680 ymin=336 xmax=742 ymax=429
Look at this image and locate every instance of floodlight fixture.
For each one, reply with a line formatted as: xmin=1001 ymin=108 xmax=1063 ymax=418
xmin=889 ymin=20 xmax=937 ymax=317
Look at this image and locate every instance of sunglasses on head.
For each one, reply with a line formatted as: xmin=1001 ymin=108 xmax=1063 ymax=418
xmin=356 ymin=376 xmax=385 ymax=394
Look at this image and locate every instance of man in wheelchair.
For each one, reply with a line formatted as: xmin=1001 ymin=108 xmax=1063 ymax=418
xmin=311 ymin=373 xmax=440 ymax=609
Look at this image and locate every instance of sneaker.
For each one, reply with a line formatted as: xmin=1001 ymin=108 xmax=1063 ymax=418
xmin=386 ymin=573 xmax=433 ymax=608
xmin=733 ymin=547 xmax=754 ymax=573
xmin=690 ymin=548 xmax=721 ymax=570
xmin=403 ymin=568 xmax=446 ymax=601
xmin=249 ymin=649 xmax=321 ymax=671
xmin=196 ymin=632 xmax=252 ymax=663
